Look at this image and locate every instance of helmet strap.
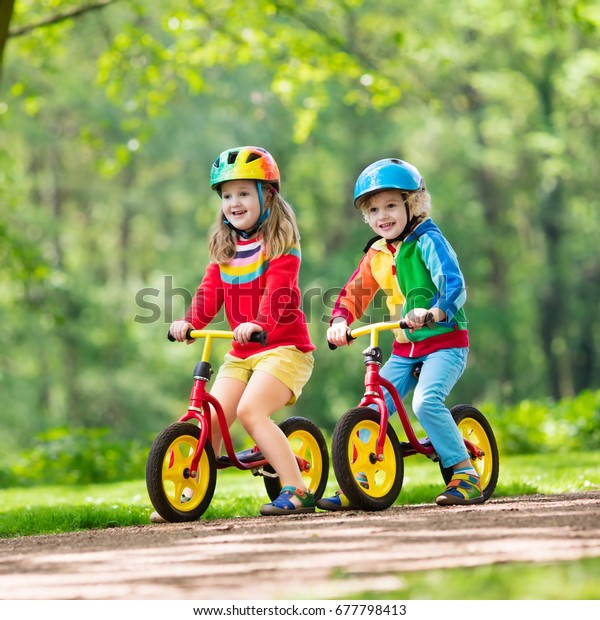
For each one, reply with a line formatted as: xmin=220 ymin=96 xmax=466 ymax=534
xmin=390 ymin=201 xmax=419 ymax=243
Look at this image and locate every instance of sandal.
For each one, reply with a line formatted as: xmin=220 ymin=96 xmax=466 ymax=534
xmin=260 ymin=486 xmax=315 ymax=516
xmin=316 ymin=490 xmax=354 ymax=512
xmin=436 ymin=473 xmax=484 ymax=506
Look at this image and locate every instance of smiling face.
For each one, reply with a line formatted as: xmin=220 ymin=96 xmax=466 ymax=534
xmin=363 ymin=189 xmax=408 ymax=241
xmin=220 ymin=180 xmax=262 ymax=232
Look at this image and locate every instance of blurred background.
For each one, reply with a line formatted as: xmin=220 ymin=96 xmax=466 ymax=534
xmin=1 ymin=0 xmax=599 ymax=487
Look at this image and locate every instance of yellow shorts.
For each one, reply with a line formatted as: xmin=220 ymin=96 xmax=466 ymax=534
xmin=216 ymin=346 xmax=314 ymax=405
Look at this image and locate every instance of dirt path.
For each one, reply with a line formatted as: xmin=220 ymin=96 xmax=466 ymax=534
xmin=0 ymin=492 xmax=599 ymax=600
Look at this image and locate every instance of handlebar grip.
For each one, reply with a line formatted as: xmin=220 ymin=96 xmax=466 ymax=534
xmin=402 ymin=312 xmax=435 ymax=330
xmin=167 ymin=328 xmax=194 ymax=341
xmin=328 ymin=330 xmax=355 ymax=351
xmin=249 ymin=330 xmax=268 ymax=347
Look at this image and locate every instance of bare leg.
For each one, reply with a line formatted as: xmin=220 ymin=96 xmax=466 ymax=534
xmin=207 ymin=377 xmax=246 ymax=455
xmin=236 ymin=370 xmax=305 ymax=490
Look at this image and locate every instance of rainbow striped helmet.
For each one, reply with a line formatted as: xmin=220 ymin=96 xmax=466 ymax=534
xmin=210 ymin=146 xmax=280 ymax=192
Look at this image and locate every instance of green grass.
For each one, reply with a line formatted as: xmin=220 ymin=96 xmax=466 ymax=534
xmin=395 ymin=449 xmax=600 ymax=504
xmin=0 ymin=451 xmax=598 ymax=539
xmin=350 ymin=557 xmax=600 ymax=600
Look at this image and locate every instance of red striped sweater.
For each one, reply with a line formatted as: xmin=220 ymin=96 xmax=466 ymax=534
xmin=184 ymin=236 xmax=314 ymax=358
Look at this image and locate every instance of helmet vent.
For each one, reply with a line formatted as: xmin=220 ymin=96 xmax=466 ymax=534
xmin=210 ymin=146 xmax=280 ymax=191
xmin=390 ymin=158 xmax=402 ymax=164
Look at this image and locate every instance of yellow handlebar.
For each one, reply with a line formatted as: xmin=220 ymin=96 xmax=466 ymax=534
xmin=348 ymin=321 xmax=405 ymax=348
xmin=186 ymin=330 xmax=235 ymax=363
xmin=168 ymin=328 xmax=267 ymax=363
xmin=188 ymin=329 xmax=235 ymax=340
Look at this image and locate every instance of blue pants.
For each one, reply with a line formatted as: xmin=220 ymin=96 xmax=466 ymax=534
xmin=377 ymin=348 xmax=469 ymax=469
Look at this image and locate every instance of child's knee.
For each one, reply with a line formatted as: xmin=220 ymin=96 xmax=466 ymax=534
xmin=236 ymin=405 xmax=254 ymax=431
xmin=237 ymin=404 xmax=270 ymax=434
xmin=412 ymin=394 xmax=441 ymax=420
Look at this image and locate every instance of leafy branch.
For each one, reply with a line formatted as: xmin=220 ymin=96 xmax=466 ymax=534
xmin=8 ymin=0 xmax=120 ymax=39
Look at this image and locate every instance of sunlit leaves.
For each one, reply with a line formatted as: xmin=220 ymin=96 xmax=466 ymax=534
xmin=1 ymin=0 xmax=600 ymax=454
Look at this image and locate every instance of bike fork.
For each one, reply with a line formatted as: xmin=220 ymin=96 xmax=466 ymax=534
xmin=358 ymin=352 xmax=389 ymax=461
xmin=179 ymin=373 xmax=213 ymax=477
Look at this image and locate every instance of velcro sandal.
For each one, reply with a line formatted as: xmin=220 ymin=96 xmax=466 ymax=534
xmin=260 ymin=486 xmax=315 ymax=516
xmin=436 ymin=473 xmax=484 ymax=506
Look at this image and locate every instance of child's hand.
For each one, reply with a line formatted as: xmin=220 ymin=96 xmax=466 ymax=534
xmin=327 ymin=320 xmax=351 ymax=347
xmin=405 ymin=308 xmax=436 ymax=332
xmin=169 ymin=320 xmax=196 ymax=344
xmin=234 ymin=322 xmax=263 ymax=346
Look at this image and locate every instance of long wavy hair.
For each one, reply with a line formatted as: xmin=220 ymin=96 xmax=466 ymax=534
xmin=208 ymin=183 xmax=300 ymax=264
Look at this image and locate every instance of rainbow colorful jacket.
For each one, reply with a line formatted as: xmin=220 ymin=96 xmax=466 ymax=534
xmin=185 ymin=235 xmax=314 ymax=359
xmin=332 ymin=218 xmax=469 ymax=358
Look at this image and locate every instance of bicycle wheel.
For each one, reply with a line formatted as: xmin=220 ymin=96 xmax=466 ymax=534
xmin=332 ymin=407 xmax=403 ymax=511
xmin=146 ymin=422 xmax=217 ymax=522
xmin=440 ymin=404 xmax=499 ymax=501
xmin=263 ymin=416 xmax=329 ymax=501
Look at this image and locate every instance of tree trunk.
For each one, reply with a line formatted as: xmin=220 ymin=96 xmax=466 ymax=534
xmin=0 ymin=0 xmax=15 ymax=78
xmin=464 ymin=85 xmax=516 ymax=396
xmin=535 ymin=52 xmax=573 ymax=399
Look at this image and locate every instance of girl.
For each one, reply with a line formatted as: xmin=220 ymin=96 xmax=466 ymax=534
xmin=156 ymin=146 xmax=315 ymax=518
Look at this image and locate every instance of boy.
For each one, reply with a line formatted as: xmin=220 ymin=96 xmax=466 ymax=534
xmin=320 ymin=158 xmax=481 ymax=510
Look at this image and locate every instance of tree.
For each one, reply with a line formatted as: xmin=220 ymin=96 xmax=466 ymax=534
xmin=2 ymin=0 xmax=599 ymax=457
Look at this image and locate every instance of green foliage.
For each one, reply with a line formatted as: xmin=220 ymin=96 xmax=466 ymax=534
xmin=1 ymin=0 xmax=600 ymax=457
xmin=1 ymin=427 xmax=149 ymax=488
xmin=480 ymin=389 xmax=600 ymax=455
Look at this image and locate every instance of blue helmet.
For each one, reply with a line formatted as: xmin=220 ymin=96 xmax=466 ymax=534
xmin=354 ymin=158 xmax=424 ymax=207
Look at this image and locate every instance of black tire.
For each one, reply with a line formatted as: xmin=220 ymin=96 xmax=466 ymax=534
xmin=440 ymin=404 xmax=499 ymax=502
xmin=146 ymin=422 xmax=217 ymax=522
xmin=263 ymin=416 xmax=329 ymax=501
xmin=332 ymin=407 xmax=403 ymax=511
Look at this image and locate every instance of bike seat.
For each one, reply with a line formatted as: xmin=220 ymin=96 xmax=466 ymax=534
xmin=412 ymin=362 xmax=423 ymax=379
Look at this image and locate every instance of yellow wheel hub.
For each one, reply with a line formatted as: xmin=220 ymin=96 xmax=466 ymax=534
xmin=346 ymin=420 xmax=397 ymax=498
xmin=161 ymin=434 xmax=211 ymax=512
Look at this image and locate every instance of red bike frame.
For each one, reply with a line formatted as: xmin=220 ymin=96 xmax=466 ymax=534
xmin=176 ymin=329 xmax=311 ymax=478
xmin=347 ymin=321 xmax=485 ymax=463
